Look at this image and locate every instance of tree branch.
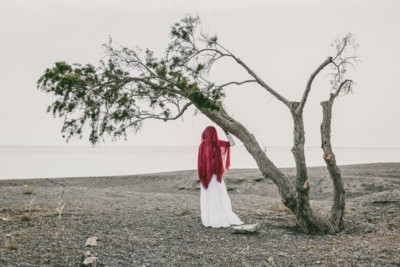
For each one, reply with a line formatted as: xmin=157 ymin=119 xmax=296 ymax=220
xmin=217 ymin=79 xmax=257 ymax=89
xmin=320 ymin=95 xmax=345 ymax=231
xmin=231 ymin=56 xmax=291 ymax=107
xmin=296 ymin=56 xmax=333 ymax=114
xmin=169 ymin=102 xmax=192 ymax=120
xmin=331 ymin=79 xmax=352 ymax=100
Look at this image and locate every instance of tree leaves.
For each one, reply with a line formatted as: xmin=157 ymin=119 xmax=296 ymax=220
xmin=37 ymin=15 xmax=250 ymax=144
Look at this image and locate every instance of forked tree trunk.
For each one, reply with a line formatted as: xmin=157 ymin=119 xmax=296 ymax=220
xmin=289 ymin=102 xmax=345 ymax=234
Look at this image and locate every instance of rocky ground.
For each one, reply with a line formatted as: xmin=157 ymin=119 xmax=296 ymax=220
xmin=0 ymin=163 xmax=399 ymax=266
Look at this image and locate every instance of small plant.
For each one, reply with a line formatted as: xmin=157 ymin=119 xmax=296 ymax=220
xmin=179 ymin=206 xmax=192 ymax=216
xmin=4 ymin=235 xmax=18 ymax=250
xmin=56 ymin=203 xmax=66 ymax=219
xmin=22 ymin=184 xmax=35 ymax=195
xmin=272 ymin=200 xmax=290 ymax=213
xmin=20 ymin=214 xmax=31 ymax=221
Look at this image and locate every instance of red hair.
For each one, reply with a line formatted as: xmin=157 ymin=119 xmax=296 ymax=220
xmin=197 ymin=126 xmax=231 ymax=189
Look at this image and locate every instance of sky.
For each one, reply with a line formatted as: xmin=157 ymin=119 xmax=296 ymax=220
xmin=1 ymin=0 xmax=399 ymax=148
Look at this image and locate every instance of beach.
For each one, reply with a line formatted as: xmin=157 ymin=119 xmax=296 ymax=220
xmin=0 ymin=163 xmax=399 ymax=266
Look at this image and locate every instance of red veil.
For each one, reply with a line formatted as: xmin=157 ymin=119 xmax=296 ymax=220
xmin=197 ymin=126 xmax=231 ymax=189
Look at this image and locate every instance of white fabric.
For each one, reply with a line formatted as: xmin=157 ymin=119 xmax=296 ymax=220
xmin=226 ymin=133 xmax=235 ymax=146
xmin=200 ymin=174 xmax=243 ymax=228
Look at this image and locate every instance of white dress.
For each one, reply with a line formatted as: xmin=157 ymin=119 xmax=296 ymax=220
xmin=200 ymin=133 xmax=243 ymax=228
xmin=200 ymin=174 xmax=243 ymax=227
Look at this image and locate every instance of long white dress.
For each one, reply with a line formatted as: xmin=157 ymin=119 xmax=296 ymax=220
xmin=200 ymin=134 xmax=243 ymax=228
xmin=200 ymin=174 xmax=243 ymax=227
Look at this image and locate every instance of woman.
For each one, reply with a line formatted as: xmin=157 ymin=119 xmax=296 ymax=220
xmin=197 ymin=126 xmax=243 ymax=228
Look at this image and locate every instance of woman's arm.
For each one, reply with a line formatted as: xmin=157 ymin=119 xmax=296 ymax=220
xmin=224 ymin=131 xmax=235 ymax=147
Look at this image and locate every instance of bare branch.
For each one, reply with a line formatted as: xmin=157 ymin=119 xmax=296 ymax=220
xmin=217 ymin=79 xmax=257 ymax=89
xmin=169 ymin=102 xmax=192 ymax=120
xmin=329 ymin=33 xmax=359 ymax=92
xmin=231 ymin=56 xmax=291 ymax=107
xmin=296 ymin=34 xmax=358 ymax=115
xmin=122 ymin=102 xmax=192 ymax=133
xmin=331 ymin=79 xmax=353 ymax=100
xmin=296 ymin=57 xmax=333 ymax=114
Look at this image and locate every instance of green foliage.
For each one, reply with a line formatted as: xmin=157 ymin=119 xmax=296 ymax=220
xmin=38 ymin=15 xmax=228 ymax=144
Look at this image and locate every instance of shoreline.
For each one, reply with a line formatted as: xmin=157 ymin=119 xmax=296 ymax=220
xmin=1 ymin=162 xmax=399 ymax=266
xmin=1 ymin=162 xmax=400 ymax=182
xmin=2 ymin=146 xmax=400 ymax=180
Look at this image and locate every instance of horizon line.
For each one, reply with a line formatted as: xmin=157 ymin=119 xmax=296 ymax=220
xmin=1 ymin=145 xmax=400 ymax=149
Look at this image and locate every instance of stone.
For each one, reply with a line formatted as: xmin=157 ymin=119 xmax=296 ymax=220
xmin=80 ymin=251 xmax=100 ymax=267
xmin=388 ymin=216 xmax=400 ymax=229
xmin=232 ymin=223 xmax=260 ymax=234
xmin=81 ymin=256 xmax=98 ymax=267
xmin=81 ymin=251 xmax=92 ymax=261
xmin=267 ymin=256 xmax=276 ymax=266
xmin=85 ymin=236 xmax=98 ymax=247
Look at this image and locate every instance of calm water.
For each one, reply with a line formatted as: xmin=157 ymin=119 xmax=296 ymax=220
xmin=0 ymin=146 xmax=399 ymax=180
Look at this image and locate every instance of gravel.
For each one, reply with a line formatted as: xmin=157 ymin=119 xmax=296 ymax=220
xmin=0 ymin=163 xmax=399 ymax=266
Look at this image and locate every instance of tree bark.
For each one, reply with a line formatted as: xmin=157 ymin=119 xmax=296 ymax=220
xmin=288 ymin=103 xmax=337 ymax=234
xmin=290 ymin=102 xmax=315 ymax=232
xmin=321 ymin=95 xmax=346 ymax=231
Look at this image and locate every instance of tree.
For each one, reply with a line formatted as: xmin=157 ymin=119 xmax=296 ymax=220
xmin=37 ymin=15 xmax=359 ymax=234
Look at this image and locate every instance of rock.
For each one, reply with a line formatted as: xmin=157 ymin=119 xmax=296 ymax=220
xmin=81 ymin=250 xmax=97 ymax=266
xmin=388 ymin=216 xmax=400 ymax=229
xmin=85 ymin=236 xmax=98 ymax=247
xmin=267 ymin=256 xmax=276 ymax=266
xmin=232 ymin=223 xmax=260 ymax=234
xmin=81 ymin=251 xmax=92 ymax=261
xmin=81 ymin=256 xmax=98 ymax=267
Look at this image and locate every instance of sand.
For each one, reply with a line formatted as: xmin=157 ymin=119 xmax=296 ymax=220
xmin=0 ymin=163 xmax=399 ymax=266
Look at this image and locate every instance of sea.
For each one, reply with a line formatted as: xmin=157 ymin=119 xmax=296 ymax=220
xmin=0 ymin=146 xmax=399 ymax=180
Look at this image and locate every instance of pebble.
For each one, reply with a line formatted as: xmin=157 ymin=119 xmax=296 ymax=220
xmin=85 ymin=236 xmax=98 ymax=247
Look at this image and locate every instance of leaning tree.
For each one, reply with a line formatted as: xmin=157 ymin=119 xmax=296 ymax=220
xmin=38 ymin=15 xmax=358 ymax=234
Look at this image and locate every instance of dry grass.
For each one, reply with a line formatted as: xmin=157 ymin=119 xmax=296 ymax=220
xmin=20 ymin=214 xmax=31 ymax=221
xmin=4 ymin=235 xmax=18 ymax=250
xmin=271 ymin=200 xmax=291 ymax=213
xmin=178 ymin=206 xmax=192 ymax=216
xmin=22 ymin=184 xmax=35 ymax=195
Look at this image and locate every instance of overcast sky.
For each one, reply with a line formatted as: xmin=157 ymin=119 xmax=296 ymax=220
xmin=1 ymin=0 xmax=399 ymax=148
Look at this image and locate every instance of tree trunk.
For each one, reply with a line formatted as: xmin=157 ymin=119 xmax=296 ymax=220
xmin=193 ymin=99 xmax=344 ymax=234
xmin=290 ymin=102 xmax=317 ymax=233
xmin=288 ymin=103 xmax=338 ymax=234
xmin=192 ymin=101 xmax=297 ymax=210
xmin=321 ymin=96 xmax=346 ymax=231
